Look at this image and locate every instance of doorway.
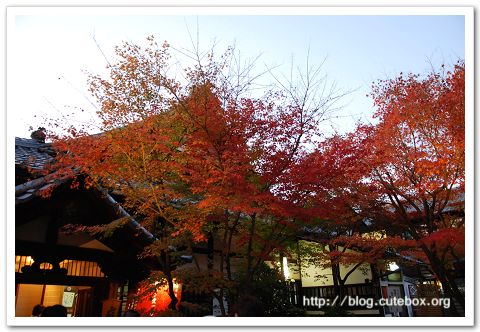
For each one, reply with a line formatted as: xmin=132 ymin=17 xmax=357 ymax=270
xmin=15 ymin=284 xmax=93 ymax=317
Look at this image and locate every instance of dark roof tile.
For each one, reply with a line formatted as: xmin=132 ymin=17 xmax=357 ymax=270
xmin=15 ymin=137 xmax=54 ymax=169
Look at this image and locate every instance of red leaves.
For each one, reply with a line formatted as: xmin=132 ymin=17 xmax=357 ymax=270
xmin=48 ymin=35 xmax=465 ymax=294
xmin=292 ymin=63 xmax=465 ymax=283
xmin=366 ymin=62 xmax=465 ymax=214
xmin=421 ymin=227 xmax=465 ymax=259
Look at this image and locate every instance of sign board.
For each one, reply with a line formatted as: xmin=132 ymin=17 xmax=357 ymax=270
xmin=62 ymin=291 xmax=76 ymax=308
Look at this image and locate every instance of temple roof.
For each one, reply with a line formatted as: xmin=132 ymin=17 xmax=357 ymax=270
xmin=15 ymin=137 xmax=55 ymax=170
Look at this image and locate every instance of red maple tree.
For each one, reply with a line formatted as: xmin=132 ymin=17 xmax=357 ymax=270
xmin=365 ymin=62 xmax=465 ymax=312
xmin=287 ymin=62 xmax=465 ymax=312
xmin=49 ymin=36 xmax=344 ymax=314
xmin=311 ymin=62 xmax=465 ymax=311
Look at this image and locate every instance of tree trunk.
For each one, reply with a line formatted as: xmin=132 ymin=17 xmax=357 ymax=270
xmin=218 ymin=289 xmax=226 ymax=316
xmin=160 ymin=251 xmax=178 ymax=311
xmin=422 ymin=245 xmax=464 ymax=315
xmin=331 ymin=263 xmax=342 ymax=302
xmin=245 ymin=213 xmax=257 ymax=291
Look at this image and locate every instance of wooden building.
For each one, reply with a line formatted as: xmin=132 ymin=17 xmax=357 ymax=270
xmin=15 ymin=137 xmax=159 ymax=317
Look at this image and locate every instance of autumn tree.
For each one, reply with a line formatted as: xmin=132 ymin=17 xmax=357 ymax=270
xmin=49 ymin=36 xmax=346 ymax=314
xmin=286 ymin=62 xmax=465 ymax=314
xmin=310 ymin=62 xmax=465 ymax=313
xmin=289 ymin=132 xmax=416 ymax=300
xmin=364 ymin=62 xmax=465 ymax=313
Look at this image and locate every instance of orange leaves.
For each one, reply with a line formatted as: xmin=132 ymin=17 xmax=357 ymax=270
xmin=343 ymin=64 xmax=465 ymax=272
xmin=293 ymin=63 xmax=465 ymax=284
xmin=49 ymin=35 xmax=465 ymax=296
xmin=366 ymin=62 xmax=465 ymax=208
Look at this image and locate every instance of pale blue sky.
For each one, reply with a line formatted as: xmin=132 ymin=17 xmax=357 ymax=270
xmin=10 ymin=12 xmax=465 ymax=138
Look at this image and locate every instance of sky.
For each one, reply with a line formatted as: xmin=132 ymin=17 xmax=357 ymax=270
xmin=8 ymin=8 xmax=466 ymax=139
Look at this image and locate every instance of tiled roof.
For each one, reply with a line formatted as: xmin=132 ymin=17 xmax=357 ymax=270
xmin=15 ymin=176 xmax=64 ymax=205
xmin=15 ymin=137 xmax=58 ymax=204
xmin=15 ymin=137 xmax=55 ymax=169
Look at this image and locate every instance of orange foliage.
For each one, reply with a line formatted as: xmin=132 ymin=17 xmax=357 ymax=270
xmin=47 ymin=35 xmax=464 ymax=305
